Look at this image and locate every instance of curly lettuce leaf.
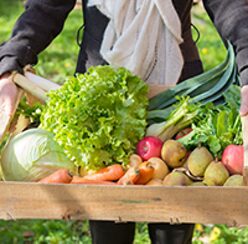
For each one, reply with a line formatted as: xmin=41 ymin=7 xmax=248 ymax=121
xmin=40 ymin=66 xmax=148 ymax=170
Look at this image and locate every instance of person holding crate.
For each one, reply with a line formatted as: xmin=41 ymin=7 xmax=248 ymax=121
xmin=1 ymin=1 xmax=248 ymax=244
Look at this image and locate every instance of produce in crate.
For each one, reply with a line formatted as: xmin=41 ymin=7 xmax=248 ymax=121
xmin=191 ymin=182 xmax=206 ymax=186
xmin=203 ymin=161 xmax=229 ymax=186
xmin=39 ymin=169 xmax=72 ymax=184
xmin=1 ymin=44 xmax=245 ymax=186
xmin=0 ymin=128 xmax=74 ymax=181
xmin=136 ymin=162 xmax=155 ymax=184
xmin=163 ymin=171 xmax=192 ymax=186
xmin=129 ymin=154 xmax=142 ymax=167
xmin=71 ymin=177 xmax=117 ymax=185
xmin=117 ymin=166 xmax=140 ymax=185
xmin=40 ymin=66 xmax=148 ymax=170
xmin=146 ymin=178 xmax=163 ymax=186
xmin=176 ymin=86 xmax=242 ymax=158
xmin=147 ymin=157 xmax=169 ymax=179
xmin=136 ymin=136 xmax=163 ymax=160
xmin=222 ymin=145 xmax=244 ymax=174
xmin=81 ymin=164 xmax=125 ymax=181
xmin=147 ymin=97 xmax=200 ymax=141
xmin=175 ymin=127 xmax=192 ymax=140
xmin=187 ymin=147 xmax=213 ymax=177
xmin=161 ymin=139 xmax=187 ymax=168
xmin=148 ymin=42 xmax=237 ymax=123
xmin=223 ymin=175 xmax=244 ymax=186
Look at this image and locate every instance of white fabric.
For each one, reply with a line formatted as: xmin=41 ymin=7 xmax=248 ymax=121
xmin=88 ymin=0 xmax=184 ymax=86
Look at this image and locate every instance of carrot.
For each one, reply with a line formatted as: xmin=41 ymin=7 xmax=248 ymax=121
xmin=38 ymin=169 xmax=72 ymax=184
xmin=136 ymin=162 xmax=155 ymax=185
xmin=117 ymin=167 xmax=140 ymax=185
xmin=83 ymin=164 xmax=125 ymax=181
xmin=71 ymin=177 xmax=117 ymax=185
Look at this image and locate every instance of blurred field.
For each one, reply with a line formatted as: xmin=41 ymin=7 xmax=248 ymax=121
xmin=0 ymin=1 xmax=244 ymax=244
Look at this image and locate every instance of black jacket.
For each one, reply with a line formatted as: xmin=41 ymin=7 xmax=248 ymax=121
xmin=1 ymin=0 xmax=248 ymax=85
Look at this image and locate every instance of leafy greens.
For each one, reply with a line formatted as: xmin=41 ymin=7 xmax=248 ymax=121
xmin=178 ymin=85 xmax=242 ymax=158
xmin=40 ymin=66 xmax=148 ymax=170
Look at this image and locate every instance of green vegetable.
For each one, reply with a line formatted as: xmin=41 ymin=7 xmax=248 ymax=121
xmin=146 ymin=97 xmax=201 ymax=141
xmin=178 ymin=85 xmax=242 ymax=158
xmin=40 ymin=66 xmax=148 ymax=170
xmin=148 ymin=43 xmax=238 ymax=123
xmin=0 ymin=128 xmax=74 ymax=181
xmin=16 ymin=97 xmax=43 ymax=128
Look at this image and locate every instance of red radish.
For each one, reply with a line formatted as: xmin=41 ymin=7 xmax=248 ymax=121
xmin=136 ymin=136 xmax=163 ymax=160
xmin=175 ymin=128 xmax=192 ymax=140
xmin=222 ymin=145 xmax=244 ymax=174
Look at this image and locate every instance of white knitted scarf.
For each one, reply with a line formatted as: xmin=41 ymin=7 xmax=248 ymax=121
xmin=88 ymin=0 xmax=184 ymax=86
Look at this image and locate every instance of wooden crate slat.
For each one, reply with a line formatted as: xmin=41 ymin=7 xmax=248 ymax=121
xmin=0 ymin=182 xmax=247 ymax=225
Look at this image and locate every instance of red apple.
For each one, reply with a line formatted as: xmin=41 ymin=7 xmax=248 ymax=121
xmin=175 ymin=128 xmax=193 ymax=140
xmin=222 ymin=145 xmax=244 ymax=174
xmin=136 ymin=136 xmax=163 ymax=160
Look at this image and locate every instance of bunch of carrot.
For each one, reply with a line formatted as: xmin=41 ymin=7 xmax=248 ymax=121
xmin=38 ymin=158 xmax=155 ymax=185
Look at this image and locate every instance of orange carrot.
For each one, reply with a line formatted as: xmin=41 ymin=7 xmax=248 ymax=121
xmin=83 ymin=164 xmax=125 ymax=181
xmin=136 ymin=162 xmax=154 ymax=185
xmin=71 ymin=177 xmax=117 ymax=185
xmin=38 ymin=169 xmax=72 ymax=184
xmin=117 ymin=167 xmax=140 ymax=185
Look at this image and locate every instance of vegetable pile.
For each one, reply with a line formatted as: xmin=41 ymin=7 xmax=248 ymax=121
xmin=0 ymin=43 xmax=244 ymax=186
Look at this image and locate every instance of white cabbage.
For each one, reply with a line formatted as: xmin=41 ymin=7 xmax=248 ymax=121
xmin=0 ymin=128 xmax=74 ymax=181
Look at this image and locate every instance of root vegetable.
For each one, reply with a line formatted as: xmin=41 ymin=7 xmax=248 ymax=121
xmin=146 ymin=179 xmax=163 ymax=186
xmin=118 ymin=167 xmax=140 ymax=185
xmin=38 ymin=169 xmax=72 ymax=184
xmin=163 ymin=171 xmax=192 ymax=186
xmin=136 ymin=162 xmax=155 ymax=184
xmin=129 ymin=154 xmax=142 ymax=167
xmin=148 ymin=157 xmax=169 ymax=179
xmin=71 ymin=177 xmax=116 ymax=185
xmin=83 ymin=164 xmax=125 ymax=181
xmin=161 ymin=140 xmax=187 ymax=168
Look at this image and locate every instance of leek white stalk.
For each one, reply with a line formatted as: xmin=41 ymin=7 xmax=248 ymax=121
xmin=13 ymin=73 xmax=47 ymax=102
xmin=25 ymin=72 xmax=60 ymax=92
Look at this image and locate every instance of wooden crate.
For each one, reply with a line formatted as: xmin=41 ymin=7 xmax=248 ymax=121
xmin=1 ymin=73 xmax=248 ymax=225
xmin=1 ymin=182 xmax=248 ymax=226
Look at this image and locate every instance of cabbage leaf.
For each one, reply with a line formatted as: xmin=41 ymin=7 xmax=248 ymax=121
xmin=1 ymin=128 xmax=74 ymax=181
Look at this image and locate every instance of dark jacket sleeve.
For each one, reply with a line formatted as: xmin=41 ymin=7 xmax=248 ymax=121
xmin=0 ymin=0 xmax=76 ymax=76
xmin=203 ymin=0 xmax=248 ymax=86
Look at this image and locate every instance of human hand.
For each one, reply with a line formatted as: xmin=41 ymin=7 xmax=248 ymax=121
xmin=0 ymin=73 xmax=18 ymax=137
xmin=240 ymin=85 xmax=248 ymax=116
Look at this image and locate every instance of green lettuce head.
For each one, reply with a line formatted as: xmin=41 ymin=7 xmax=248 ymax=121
xmin=40 ymin=65 xmax=148 ymax=170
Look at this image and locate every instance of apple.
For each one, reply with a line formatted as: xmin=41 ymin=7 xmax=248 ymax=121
xmin=222 ymin=145 xmax=244 ymax=174
xmin=175 ymin=127 xmax=192 ymax=140
xmin=136 ymin=136 xmax=163 ymax=160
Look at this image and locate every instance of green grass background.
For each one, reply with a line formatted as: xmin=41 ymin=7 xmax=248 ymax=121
xmin=0 ymin=1 xmax=246 ymax=244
